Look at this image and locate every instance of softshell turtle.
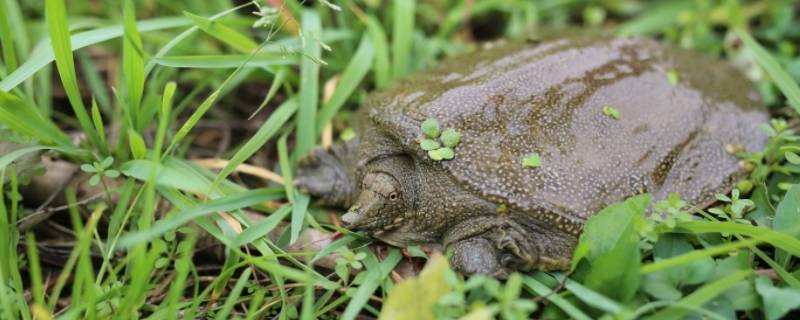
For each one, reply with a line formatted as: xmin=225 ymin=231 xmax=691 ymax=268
xmin=296 ymin=36 xmax=768 ymax=277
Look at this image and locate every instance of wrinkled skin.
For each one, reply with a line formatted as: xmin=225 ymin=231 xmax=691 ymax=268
xmin=297 ymin=36 xmax=769 ymax=277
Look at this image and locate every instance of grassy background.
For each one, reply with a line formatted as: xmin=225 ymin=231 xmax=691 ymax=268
xmin=1 ymin=0 xmax=800 ymax=319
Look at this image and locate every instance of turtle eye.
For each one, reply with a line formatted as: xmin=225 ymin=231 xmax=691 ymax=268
xmin=388 ymin=192 xmax=399 ymax=201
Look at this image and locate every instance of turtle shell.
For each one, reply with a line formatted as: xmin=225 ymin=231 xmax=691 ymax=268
xmin=358 ymin=36 xmax=768 ymax=233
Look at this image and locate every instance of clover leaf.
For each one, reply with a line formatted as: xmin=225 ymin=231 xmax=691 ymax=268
xmin=440 ymin=128 xmax=461 ymax=148
xmin=421 ymin=118 xmax=440 ymax=138
xmin=420 ymin=118 xmax=464 ymax=161
xmin=420 ymin=139 xmax=441 ymax=151
xmin=438 ymin=147 xmax=454 ymax=160
xmin=428 ymin=149 xmax=444 ymax=161
xmin=666 ymin=69 xmax=680 ymax=85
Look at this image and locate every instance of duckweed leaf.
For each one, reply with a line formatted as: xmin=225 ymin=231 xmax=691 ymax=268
xmin=666 ymin=69 xmax=680 ymax=85
xmin=340 ymin=128 xmax=356 ymax=141
xmin=438 ymin=147 xmax=454 ymax=160
xmin=440 ymin=128 xmax=461 ymax=148
xmin=421 ymin=118 xmax=440 ymax=138
xmin=419 ymin=139 xmax=440 ymax=151
xmin=522 ymin=153 xmax=542 ymax=168
xmin=428 ymin=149 xmax=443 ymax=161
xmin=601 ymin=105 xmax=620 ymax=120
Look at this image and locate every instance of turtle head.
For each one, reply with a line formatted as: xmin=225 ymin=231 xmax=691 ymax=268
xmin=342 ymin=155 xmax=418 ymax=239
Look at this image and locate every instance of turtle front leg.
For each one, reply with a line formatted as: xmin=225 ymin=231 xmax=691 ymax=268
xmin=296 ymin=138 xmax=360 ymax=208
xmin=449 ymin=237 xmax=510 ymax=278
xmin=445 ymin=217 xmax=537 ymax=278
xmin=445 ymin=217 xmax=574 ymax=276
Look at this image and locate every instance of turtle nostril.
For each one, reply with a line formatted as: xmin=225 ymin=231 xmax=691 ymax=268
xmin=341 ymin=209 xmax=361 ymax=228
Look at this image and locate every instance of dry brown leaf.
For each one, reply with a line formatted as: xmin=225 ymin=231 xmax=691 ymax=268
xmin=192 ymin=158 xmax=284 ymax=184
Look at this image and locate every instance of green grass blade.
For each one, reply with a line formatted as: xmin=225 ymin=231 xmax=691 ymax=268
xmin=340 ymin=249 xmax=402 ymax=320
xmin=0 ymin=170 xmax=20 ymax=320
xmin=123 ymin=0 xmax=145 ymax=130
xmin=24 ymin=233 xmax=45 ymax=312
xmin=749 ymin=244 xmax=800 ymax=288
xmin=0 ymin=17 xmax=190 ymax=91
xmin=736 ymin=29 xmax=800 ymax=114
xmin=164 ymin=40 xmax=284 ymax=157
xmin=1 ymin=0 xmax=28 ymax=62
xmin=648 ymin=270 xmax=751 ymax=320
xmin=244 ymin=256 xmax=318 ymax=286
xmin=677 ymin=220 xmax=800 ymax=256
xmin=165 ymin=87 xmax=219 ymax=154
xmin=233 ymin=205 xmax=292 ymax=247
xmin=47 ymin=189 xmax=102 ymax=312
xmin=278 ymin=131 xmax=296 ymax=202
xmin=0 ymin=146 xmax=48 ymax=169
xmin=90 ymin=99 xmax=107 ymax=147
xmin=522 ymin=275 xmax=592 ymax=320
xmin=391 ymin=0 xmax=414 ymax=79
xmin=289 ymin=193 xmax=310 ymax=244
xmin=245 ymin=289 xmax=267 ymax=320
xmin=144 ymin=3 xmax=289 ymax=75
xmin=77 ymin=51 xmax=112 ymax=114
xmin=117 ymin=188 xmax=284 ymax=248
xmin=216 ymin=268 xmax=252 ymax=320
xmin=293 ymin=9 xmax=322 ymax=162
xmin=121 ymin=158 xmax=216 ymax=194
xmin=315 ymin=34 xmax=373 ymax=132
xmin=249 ymin=67 xmax=287 ymax=119
xmin=152 ymin=53 xmax=297 ymax=68
xmin=162 ymin=230 xmax=197 ymax=319
xmin=45 ymin=0 xmax=101 ymax=150
xmin=641 ymin=238 xmax=760 ymax=274
xmin=209 ymin=97 xmax=296 ymax=190
xmin=616 ymin=0 xmax=692 ymax=36
xmin=0 ymin=92 xmax=77 ymax=153
xmin=184 ymin=11 xmax=258 ymax=52
xmin=311 ymin=235 xmax=356 ymax=264
xmin=542 ymin=272 xmax=624 ymax=315
xmin=301 ymin=280 xmax=316 ymax=320
xmin=363 ymin=15 xmax=390 ymax=89
xmin=0 ymin=2 xmax=17 ymax=73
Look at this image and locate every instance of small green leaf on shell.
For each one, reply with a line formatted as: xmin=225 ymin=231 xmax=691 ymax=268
xmin=522 ymin=153 xmax=542 ymax=168
xmin=438 ymin=147 xmax=454 ymax=160
xmin=428 ymin=149 xmax=443 ymax=161
xmin=419 ymin=139 xmax=441 ymax=151
xmin=440 ymin=128 xmax=461 ymax=148
xmin=421 ymin=118 xmax=440 ymax=138
xmin=496 ymin=203 xmax=508 ymax=214
xmin=666 ymin=69 xmax=680 ymax=85
xmin=340 ymin=127 xmax=356 ymax=141
xmin=601 ymin=105 xmax=621 ymax=120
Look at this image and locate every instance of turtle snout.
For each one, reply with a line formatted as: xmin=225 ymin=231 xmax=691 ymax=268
xmin=341 ymin=209 xmax=363 ymax=228
xmin=342 ymin=190 xmax=378 ymax=229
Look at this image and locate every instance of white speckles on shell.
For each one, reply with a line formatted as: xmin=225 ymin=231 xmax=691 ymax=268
xmin=361 ymin=36 xmax=769 ymax=234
